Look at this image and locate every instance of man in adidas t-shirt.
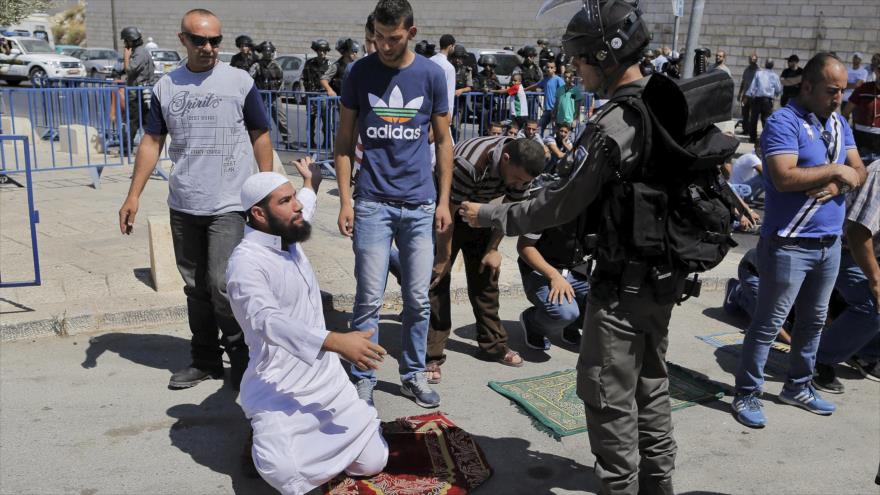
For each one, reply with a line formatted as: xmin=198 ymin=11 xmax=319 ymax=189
xmin=732 ymin=53 xmax=867 ymax=428
xmin=334 ymin=0 xmax=453 ymax=409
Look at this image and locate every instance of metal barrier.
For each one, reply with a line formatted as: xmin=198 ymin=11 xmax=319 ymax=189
xmin=0 ymin=135 xmax=41 ymax=287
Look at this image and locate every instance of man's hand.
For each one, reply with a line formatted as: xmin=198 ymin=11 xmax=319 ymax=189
xmin=118 ymin=196 xmax=139 ymax=235
xmin=325 ymin=330 xmax=386 ymax=371
xmin=430 ymin=255 xmax=452 ymax=289
xmin=435 ymin=203 xmax=452 ymax=233
xmin=548 ymin=274 xmax=575 ymax=305
xmin=480 ymin=249 xmax=502 ymax=277
xmin=806 ymin=182 xmax=841 ymax=204
xmin=292 ymin=155 xmax=322 ymax=191
xmin=327 ymin=89 xmax=337 ymax=98
xmin=338 ymin=203 xmax=354 ymax=237
xmin=458 ymin=201 xmax=485 ymax=228
xmin=835 ymin=166 xmax=861 ymax=189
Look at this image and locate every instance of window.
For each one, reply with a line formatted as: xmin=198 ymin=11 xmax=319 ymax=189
xmin=151 ymin=51 xmax=181 ymax=62
xmin=19 ymin=39 xmax=53 ymax=53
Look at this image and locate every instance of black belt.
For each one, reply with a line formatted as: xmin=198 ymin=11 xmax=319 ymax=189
xmin=773 ymin=234 xmax=838 ymax=246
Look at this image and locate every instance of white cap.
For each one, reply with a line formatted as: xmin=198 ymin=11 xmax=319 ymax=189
xmin=853 ymin=52 xmax=864 ymax=60
xmin=240 ymin=172 xmax=289 ymax=211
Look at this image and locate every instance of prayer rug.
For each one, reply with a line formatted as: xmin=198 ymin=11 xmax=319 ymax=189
xmin=487 ymin=363 xmax=724 ymax=437
xmin=697 ymin=331 xmax=791 ymax=373
xmin=322 ymin=412 xmax=492 ymax=495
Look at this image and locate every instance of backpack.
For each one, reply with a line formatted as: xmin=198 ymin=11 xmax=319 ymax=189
xmin=588 ymin=70 xmax=741 ymax=301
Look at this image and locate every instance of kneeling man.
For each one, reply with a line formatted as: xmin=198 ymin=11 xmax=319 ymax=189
xmin=226 ymin=161 xmax=388 ymax=495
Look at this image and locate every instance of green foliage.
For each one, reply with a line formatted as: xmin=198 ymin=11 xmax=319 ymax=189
xmin=51 ymin=2 xmax=85 ymax=46
xmin=0 ymin=0 xmax=55 ymax=26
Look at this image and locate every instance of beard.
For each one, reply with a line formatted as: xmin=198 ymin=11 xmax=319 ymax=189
xmin=266 ymin=210 xmax=312 ymax=245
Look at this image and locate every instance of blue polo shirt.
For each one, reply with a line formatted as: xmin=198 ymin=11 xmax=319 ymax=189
xmin=536 ymin=75 xmax=565 ymax=111
xmin=760 ymin=100 xmax=857 ymax=238
xmin=341 ymin=53 xmax=448 ymax=204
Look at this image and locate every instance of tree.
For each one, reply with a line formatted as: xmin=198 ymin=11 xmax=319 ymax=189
xmin=0 ymin=0 xmax=54 ymax=26
xmin=51 ymin=2 xmax=85 ymax=46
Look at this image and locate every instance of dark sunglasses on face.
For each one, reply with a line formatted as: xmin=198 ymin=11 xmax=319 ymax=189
xmin=183 ymin=32 xmax=223 ymax=47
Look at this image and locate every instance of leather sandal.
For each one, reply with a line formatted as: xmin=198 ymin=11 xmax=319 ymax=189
xmin=497 ymin=349 xmax=524 ymax=368
xmin=426 ymin=361 xmax=442 ymax=384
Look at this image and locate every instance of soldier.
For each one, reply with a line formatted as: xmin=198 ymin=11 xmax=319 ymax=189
xmin=322 ymin=38 xmax=360 ymax=98
xmin=302 ymin=39 xmax=332 ymax=148
xmin=120 ymin=26 xmax=157 ymax=155
xmin=230 ymin=34 xmax=257 ymax=71
xmin=250 ymin=41 xmax=289 ymax=149
xmin=476 ymin=54 xmax=504 ymax=136
xmin=451 ymin=44 xmax=473 ymax=141
xmin=514 ymin=45 xmax=543 ymax=87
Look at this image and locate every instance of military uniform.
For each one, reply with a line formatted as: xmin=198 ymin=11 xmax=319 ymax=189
xmin=229 ymin=51 xmax=257 ymax=72
xmin=451 ymin=64 xmax=473 ymax=140
xmin=302 ymin=56 xmax=331 ymax=148
xmin=321 ymin=57 xmax=349 ymax=97
xmin=475 ymin=70 xmax=503 ymax=135
xmin=475 ymin=77 xmax=677 ymax=495
xmin=124 ymin=43 xmax=157 ymax=153
xmin=251 ymin=58 xmax=289 ymax=146
xmin=515 ymin=62 xmax=543 ymax=88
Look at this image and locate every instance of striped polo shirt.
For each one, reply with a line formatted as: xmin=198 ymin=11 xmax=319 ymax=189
xmin=451 ymin=136 xmax=529 ymax=205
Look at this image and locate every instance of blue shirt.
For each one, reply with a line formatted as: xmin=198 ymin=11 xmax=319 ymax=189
xmin=760 ymin=100 xmax=857 ymax=238
xmin=746 ymin=69 xmax=782 ymax=99
xmin=341 ymin=53 xmax=448 ymax=204
xmin=536 ymin=75 xmax=565 ymax=111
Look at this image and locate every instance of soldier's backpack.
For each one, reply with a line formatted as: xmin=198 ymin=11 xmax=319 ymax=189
xmin=589 ymin=70 xmax=741 ymax=302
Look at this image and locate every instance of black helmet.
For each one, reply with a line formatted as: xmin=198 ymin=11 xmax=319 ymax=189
xmin=311 ymin=39 xmax=330 ymax=52
xmin=537 ymin=39 xmax=547 ymax=45
xmin=452 ymin=45 xmax=467 ymax=59
xmin=414 ymin=40 xmax=436 ymax=57
xmin=522 ymin=45 xmax=538 ymax=58
xmin=255 ymin=41 xmax=275 ymax=54
xmin=561 ymin=0 xmax=651 ymax=70
xmin=336 ymin=37 xmax=359 ymax=54
xmin=120 ymin=27 xmax=142 ymax=42
xmin=478 ymin=54 xmax=497 ymax=67
xmin=235 ymin=35 xmax=253 ymax=48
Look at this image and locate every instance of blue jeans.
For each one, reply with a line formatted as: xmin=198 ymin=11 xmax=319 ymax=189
xmin=817 ymin=252 xmax=880 ymax=364
xmin=735 ymin=236 xmax=841 ymax=393
xmin=351 ymin=199 xmax=435 ymax=382
xmin=741 ymin=174 xmax=764 ymax=203
xmin=521 ymin=268 xmax=589 ymax=334
xmin=734 ymin=253 xmax=760 ymax=318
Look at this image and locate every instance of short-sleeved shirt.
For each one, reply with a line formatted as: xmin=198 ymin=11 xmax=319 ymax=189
xmin=555 ymin=84 xmax=583 ymax=124
xmin=341 ymin=53 xmax=448 ymax=204
xmin=429 ymin=53 xmax=456 ymax=115
xmin=450 ymin=136 xmax=528 ymax=205
xmin=759 ymin=100 xmax=857 ymax=238
xmin=536 ymin=75 xmax=565 ymax=111
xmin=845 ymin=161 xmax=880 ymax=257
xmin=844 ymin=66 xmax=869 ymax=102
xmin=126 ymin=45 xmax=156 ymax=86
xmin=145 ymin=62 xmax=270 ymax=215
xmin=731 ymin=153 xmax=762 ymax=184
xmin=849 ymin=81 xmax=880 ymax=131
xmin=780 ymin=67 xmax=803 ymax=100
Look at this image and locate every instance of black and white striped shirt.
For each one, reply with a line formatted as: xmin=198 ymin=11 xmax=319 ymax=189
xmin=450 ymin=136 xmax=530 ymax=205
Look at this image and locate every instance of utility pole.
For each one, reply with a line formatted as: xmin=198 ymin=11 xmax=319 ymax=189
xmin=681 ymin=0 xmax=705 ymax=79
xmin=671 ymin=0 xmax=684 ymax=53
xmin=110 ymin=0 xmax=118 ymax=52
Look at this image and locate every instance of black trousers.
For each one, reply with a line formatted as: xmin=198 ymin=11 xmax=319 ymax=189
xmin=749 ymin=97 xmax=773 ymax=143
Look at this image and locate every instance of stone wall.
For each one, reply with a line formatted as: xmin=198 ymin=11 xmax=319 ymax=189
xmin=86 ymin=0 xmax=878 ymax=94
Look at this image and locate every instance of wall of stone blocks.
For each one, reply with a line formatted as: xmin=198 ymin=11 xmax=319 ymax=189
xmin=86 ymin=0 xmax=877 ymax=96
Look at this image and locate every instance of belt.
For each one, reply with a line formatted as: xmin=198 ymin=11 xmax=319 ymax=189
xmin=773 ymin=234 xmax=838 ymax=246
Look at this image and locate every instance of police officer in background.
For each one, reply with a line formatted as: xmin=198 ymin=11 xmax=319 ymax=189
xmin=451 ymin=45 xmax=473 ymax=141
xmin=120 ymin=26 xmax=157 ymax=154
xmin=230 ymin=34 xmax=257 ymax=71
xmin=538 ymin=39 xmax=554 ymax=67
xmin=476 ymin=54 xmax=504 ymax=135
xmin=250 ymin=41 xmax=289 ymax=148
xmin=321 ymin=38 xmax=360 ymax=99
xmin=302 ymin=39 xmax=332 ymax=148
xmin=515 ymin=45 xmax=543 ymax=87
xmin=458 ymin=1 xmax=678 ymax=493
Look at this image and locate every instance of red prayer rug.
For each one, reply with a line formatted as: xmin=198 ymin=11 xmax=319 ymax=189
xmin=322 ymin=412 xmax=492 ymax=495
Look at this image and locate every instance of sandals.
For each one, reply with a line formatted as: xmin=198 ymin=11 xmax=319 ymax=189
xmin=426 ymin=360 xmax=442 ymax=384
xmin=497 ymin=349 xmax=524 ymax=368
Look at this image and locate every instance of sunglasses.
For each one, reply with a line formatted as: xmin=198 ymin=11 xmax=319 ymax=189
xmin=183 ymin=32 xmax=223 ymax=47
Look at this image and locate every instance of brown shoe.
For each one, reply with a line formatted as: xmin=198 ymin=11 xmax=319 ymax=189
xmin=426 ymin=360 xmax=442 ymax=384
xmin=498 ymin=349 xmax=524 ymax=368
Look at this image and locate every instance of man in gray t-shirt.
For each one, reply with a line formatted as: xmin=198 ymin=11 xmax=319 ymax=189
xmin=118 ymin=9 xmax=273 ymax=390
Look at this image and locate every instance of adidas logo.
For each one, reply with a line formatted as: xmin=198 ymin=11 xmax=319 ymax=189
xmin=366 ymin=86 xmax=423 ymax=141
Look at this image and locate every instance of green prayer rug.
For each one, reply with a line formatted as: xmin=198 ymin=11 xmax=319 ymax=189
xmin=488 ymin=363 xmax=724 ymax=437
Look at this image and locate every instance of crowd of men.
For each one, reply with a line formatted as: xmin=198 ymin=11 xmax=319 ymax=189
xmin=114 ymin=0 xmax=878 ymax=494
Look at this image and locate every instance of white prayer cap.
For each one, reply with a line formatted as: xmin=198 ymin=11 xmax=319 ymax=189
xmin=241 ymin=172 xmax=289 ymax=211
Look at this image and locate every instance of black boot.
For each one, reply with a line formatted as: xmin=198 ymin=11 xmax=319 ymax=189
xmin=168 ymin=365 xmax=223 ymax=389
xmin=227 ymin=344 xmax=250 ymax=391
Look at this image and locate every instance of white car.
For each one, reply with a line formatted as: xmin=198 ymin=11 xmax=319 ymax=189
xmin=0 ymin=37 xmax=84 ymax=86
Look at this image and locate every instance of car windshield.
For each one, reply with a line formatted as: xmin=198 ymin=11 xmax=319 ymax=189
xmin=151 ymin=51 xmax=180 ymax=61
xmin=19 ymin=39 xmax=53 ymax=54
xmin=278 ymin=57 xmax=302 ymax=71
xmin=491 ymin=54 xmax=520 ymax=76
xmin=95 ymin=50 xmax=119 ymax=60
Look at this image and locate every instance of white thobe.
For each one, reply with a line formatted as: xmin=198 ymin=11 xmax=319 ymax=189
xmin=226 ymin=187 xmax=381 ymax=495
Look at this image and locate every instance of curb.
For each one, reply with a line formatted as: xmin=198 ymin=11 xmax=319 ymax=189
xmin=0 ymin=276 xmax=730 ymax=343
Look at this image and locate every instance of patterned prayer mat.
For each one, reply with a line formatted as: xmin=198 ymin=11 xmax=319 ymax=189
xmin=488 ymin=363 xmax=724 ymax=438
xmin=322 ymin=412 xmax=492 ymax=495
xmin=696 ymin=331 xmax=791 ymax=373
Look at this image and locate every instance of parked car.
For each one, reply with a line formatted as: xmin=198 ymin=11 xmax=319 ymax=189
xmin=55 ymin=44 xmax=81 ymax=56
xmin=467 ymin=48 xmax=520 ymax=85
xmin=150 ymin=50 xmax=181 ymax=74
xmin=275 ymin=54 xmax=306 ymax=92
xmin=70 ymin=47 xmax=119 ymax=78
xmin=0 ymin=36 xmax=84 ymax=86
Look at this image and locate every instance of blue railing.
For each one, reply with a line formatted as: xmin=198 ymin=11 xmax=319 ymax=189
xmin=0 ymin=135 xmax=41 ymax=288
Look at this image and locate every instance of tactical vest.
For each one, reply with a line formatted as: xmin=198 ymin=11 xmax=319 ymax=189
xmin=476 ymin=71 xmax=502 ymax=91
xmin=253 ymin=59 xmax=283 ymax=91
xmin=518 ymin=63 xmax=542 ymax=87
xmin=230 ymin=52 xmax=257 ymax=72
xmin=302 ymin=57 xmax=329 ymax=92
xmin=329 ymin=58 xmax=348 ymax=95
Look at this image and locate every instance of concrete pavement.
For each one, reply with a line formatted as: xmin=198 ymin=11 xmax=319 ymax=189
xmin=1 ymin=295 xmax=877 ymax=495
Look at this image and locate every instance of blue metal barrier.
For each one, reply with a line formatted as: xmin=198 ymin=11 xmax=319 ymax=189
xmin=0 ymin=135 xmax=41 ymax=287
